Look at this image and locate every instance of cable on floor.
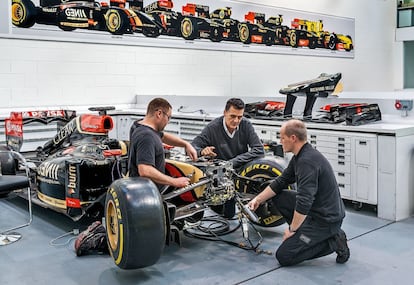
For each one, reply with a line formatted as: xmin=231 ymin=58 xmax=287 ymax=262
xmin=183 ymin=214 xmax=269 ymax=254
xmin=49 ymin=229 xmax=79 ymax=247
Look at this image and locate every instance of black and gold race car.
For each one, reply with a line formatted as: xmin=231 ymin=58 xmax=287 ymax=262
xmin=11 ymin=0 xmax=163 ymax=36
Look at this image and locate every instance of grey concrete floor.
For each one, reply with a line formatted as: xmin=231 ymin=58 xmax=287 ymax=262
xmin=1 ymin=195 xmax=412 ymax=285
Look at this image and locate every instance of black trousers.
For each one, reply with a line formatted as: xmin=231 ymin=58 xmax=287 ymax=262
xmin=272 ymin=190 xmax=342 ymax=266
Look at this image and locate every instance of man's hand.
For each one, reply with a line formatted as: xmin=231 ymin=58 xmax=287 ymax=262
xmin=201 ymin=146 xmax=217 ymax=157
xmin=172 ymin=177 xmax=190 ymax=188
xmin=185 ymin=143 xmax=198 ymax=161
xmin=282 ymin=227 xmax=295 ymax=241
xmin=247 ymin=197 xmax=261 ymax=211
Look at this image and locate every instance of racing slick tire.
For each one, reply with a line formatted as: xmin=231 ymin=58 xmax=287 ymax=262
xmin=181 ymin=17 xmax=198 ymax=40
xmin=264 ymin=32 xmax=275 ymax=46
xmin=210 ymin=26 xmax=223 ymax=42
xmin=105 ymin=8 xmax=130 ymax=35
xmin=289 ymin=30 xmax=298 ymax=47
xmin=308 ymin=37 xmax=318 ymax=49
xmin=105 ymin=177 xmax=166 ymax=269
xmin=238 ymin=23 xmax=252 ymax=44
xmin=236 ymin=157 xmax=293 ymax=227
xmin=12 ymin=0 xmax=37 ymax=28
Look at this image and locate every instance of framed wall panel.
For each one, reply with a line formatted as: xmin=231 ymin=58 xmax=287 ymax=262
xmin=4 ymin=0 xmax=355 ymax=58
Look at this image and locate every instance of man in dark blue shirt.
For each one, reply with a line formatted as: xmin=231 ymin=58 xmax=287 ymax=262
xmin=248 ymin=119 xmax=350 ymax=266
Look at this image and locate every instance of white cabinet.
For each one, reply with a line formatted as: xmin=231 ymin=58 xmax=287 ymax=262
xmin=351 ymin=135 xmax=377 ymax=205
xmin=254 ymin=125 xmax=280 ymax=143
xmin=308 ymin=130 xmax=377 ymax=205
xmin=178 ymin=119 xmax=210 ymax=141
xmin=253 ymin=125 xmax=378 ymax=205
xmin=109 ymin=115 xmax=142 ymax=141
xmin=308 ymin=130 xmax=353 ymax=200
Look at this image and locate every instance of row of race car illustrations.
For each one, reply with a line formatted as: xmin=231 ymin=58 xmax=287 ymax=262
xmin=11 ymin=0 xmax=354 ymax=51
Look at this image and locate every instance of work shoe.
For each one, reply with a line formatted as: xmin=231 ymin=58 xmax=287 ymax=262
xmin=335 ymin=229 xmax=350 ymax=264
xmin=74 ymin=221 xmax=108 ymax=256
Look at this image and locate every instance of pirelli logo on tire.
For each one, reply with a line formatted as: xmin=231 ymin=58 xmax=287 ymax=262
xmin=240 ymin=163 xmax=282 ymax=177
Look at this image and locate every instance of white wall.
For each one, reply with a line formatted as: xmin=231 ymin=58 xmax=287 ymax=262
xmin=0 ymin=0 xmax=400 ymax=114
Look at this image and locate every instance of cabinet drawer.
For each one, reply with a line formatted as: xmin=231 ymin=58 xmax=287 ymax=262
xmin=323 ymin=152 xmax=351 ymax=162
xmin=315 ymin=146 xmax=350 ymax=156
xmin=330 ymin=160 xmax=351 ymax=172
xmin=335 ymin=171 xmax=351 ymax=185
xmin=309 ymin=134 xmax=351 ymax=144
xmin=309 ymin=140 xmax=351 ymax=150
xmin=338 ymin=183 xmax=351 ymax=199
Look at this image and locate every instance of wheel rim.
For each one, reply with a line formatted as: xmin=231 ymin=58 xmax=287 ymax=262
xmin=290 ymin=32 xmax=297 ymax=47
xmin=181 ymin=19 xmax=192 ymax=38
xmin=239 ymin=25 xmax=249 ymax=42
xmin=106 ymin=199 xmax=119 ymax=251
xmin=12 ymin=4 xmax=25 ymax=23
xmin=107 ymin=11 xmax=121 ymax=32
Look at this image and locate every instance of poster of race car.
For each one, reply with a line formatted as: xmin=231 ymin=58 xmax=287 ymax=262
xmin=5 ymin=0 xmax=355 ymax=58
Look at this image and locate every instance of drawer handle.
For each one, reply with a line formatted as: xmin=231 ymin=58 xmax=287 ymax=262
xmin=338 ymin=184 xmax=345 ymax=188
xmin=338 ymin=143 xmax=345 ymax=148
xmin=311 ymin=135 xmax=316 ymax=138
xmin=338 ymin=172 xmax=345 ymax=177
xmin=338 ymin=161 xmax=345 ymax=165
xmin=310 ymin=140 xmax=316 ymax=144
xmin=338 ymin=137 xmax=345 ymax=141
xmin=338 ymin=155 xmax=345 ymax=160
xmin=338 ymin=149 xmax=345 ymax=153
xmin=359 ymin=141 xmax=367 ymax=145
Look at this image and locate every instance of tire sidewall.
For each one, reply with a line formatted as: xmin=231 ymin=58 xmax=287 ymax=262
xmin=105 ymin=177 xmax=166 ymax=269
xmin=237 ymin=157 xmax=291 ymax=227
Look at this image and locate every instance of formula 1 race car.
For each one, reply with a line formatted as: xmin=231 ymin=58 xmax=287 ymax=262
xmin=143 ymin=0 xmax=183 ymax=37
xmin=238 ymin=12 xmax=277 ymax=45
xmin=11 ymin=0 xmax=163 ymax=36
xmin=1 ymin=106 xmax=292 ymax=269
xmin=179 ymin=3 xmax=239 ymax=42
xmin=2 ymin=106 xmax=129 ymax=221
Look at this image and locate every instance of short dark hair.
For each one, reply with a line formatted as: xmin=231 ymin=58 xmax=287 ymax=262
xmin=225 ymin=98 xmax=245 ymax=111
xmin=147 ymin=98 xmax=172 ymax=115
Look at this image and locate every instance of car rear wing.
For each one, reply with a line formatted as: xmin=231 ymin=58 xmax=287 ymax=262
xmin=182 ymin=3 xmax=210 ymax=17
xmin=4 ymin=110 xmax=77 ymax=152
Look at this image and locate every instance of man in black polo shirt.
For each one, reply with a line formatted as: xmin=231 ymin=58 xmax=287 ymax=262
xmin=248 ymin=119 xmax=350 ymax=266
